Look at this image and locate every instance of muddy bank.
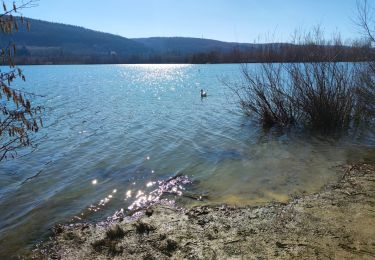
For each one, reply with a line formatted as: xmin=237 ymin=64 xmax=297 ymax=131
xmin=32 ymin=163 xmax=375 ymax=259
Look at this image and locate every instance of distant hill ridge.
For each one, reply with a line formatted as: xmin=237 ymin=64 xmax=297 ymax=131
xmin=132 ymin=37 xmax=256 ymax=55
xmin=0 ymin=17 xmax=372 ymax=64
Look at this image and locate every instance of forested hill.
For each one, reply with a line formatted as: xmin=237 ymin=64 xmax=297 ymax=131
xmin=0 ymin=17 xmax=256 ymax=64
xmin=0 ymin=17 xmax=373 ymax=64
xmin=0 ymin=18 xmax=150 ymax=64
xmin=132 ymin=37 xmax=254 ymax=55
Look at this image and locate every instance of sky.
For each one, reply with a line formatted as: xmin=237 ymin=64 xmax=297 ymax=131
xmin=15 ymin=0 xmax=362 ymax=43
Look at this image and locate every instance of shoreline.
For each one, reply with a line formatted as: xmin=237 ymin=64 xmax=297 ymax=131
xmin=12 ymin=60 xmax=375 ymax=66
xmin=32 ymin=163 xmax=375 ymax=259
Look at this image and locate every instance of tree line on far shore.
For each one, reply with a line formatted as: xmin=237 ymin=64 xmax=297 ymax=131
xmin=12 ymin=41 xmax=375 ymax=65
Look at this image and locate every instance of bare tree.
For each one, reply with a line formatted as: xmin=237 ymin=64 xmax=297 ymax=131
xmin=356 ymin=0 xmax=375 ymax=44
xmin=0 ymin=0 xmax=42 ymax=161
xmin=355 ymin=0 xmax=375 ymax=123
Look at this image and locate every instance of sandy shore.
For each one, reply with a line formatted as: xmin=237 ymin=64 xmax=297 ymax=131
xmin=32 ymin=163 xmax=375 ymax=259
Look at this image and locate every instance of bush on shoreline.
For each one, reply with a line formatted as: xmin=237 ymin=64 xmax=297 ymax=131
xmin=229 ymin=32 xmax=374 ymax=133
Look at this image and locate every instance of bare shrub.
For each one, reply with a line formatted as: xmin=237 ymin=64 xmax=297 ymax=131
xmin=230 ymin=29 xmax=371 ymax=132
xmin=289 ymin=62 xmax=356 ymax=131
xmin=229 ymin=63 xmax=299 ymax=128
xmin=355 ymin=62 xmax=375 ymax=124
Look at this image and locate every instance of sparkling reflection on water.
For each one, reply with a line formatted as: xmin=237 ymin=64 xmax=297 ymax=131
xmin=0 ymin=64 xmax=373 ymax=257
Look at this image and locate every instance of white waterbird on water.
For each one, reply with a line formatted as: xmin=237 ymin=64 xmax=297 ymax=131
xmin=200 ymin=89 xmax=207 ymax=97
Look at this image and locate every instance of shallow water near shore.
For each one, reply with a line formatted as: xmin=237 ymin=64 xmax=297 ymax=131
xmin=0 ymin=64 xmax=374 ymax=257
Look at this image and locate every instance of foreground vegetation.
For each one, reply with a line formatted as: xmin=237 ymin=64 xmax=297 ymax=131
xmin=0 ymin=1 xmax=42 ymax=161
xmin=230 ymin=32 xmax=374 ymax=132
xmin=230 ymin=1 xmax=375 ymax=132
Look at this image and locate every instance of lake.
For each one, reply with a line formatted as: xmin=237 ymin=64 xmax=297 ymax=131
xmin=0 ymin=64 xmax=373 ymax=257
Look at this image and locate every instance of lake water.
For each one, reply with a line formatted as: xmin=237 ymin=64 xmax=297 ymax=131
xmin=0 ymin=64 xmax=374 ymax=257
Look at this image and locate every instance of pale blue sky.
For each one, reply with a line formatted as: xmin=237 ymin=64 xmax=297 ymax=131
xmin=17 ymin=0 xmax=361 ymax=43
